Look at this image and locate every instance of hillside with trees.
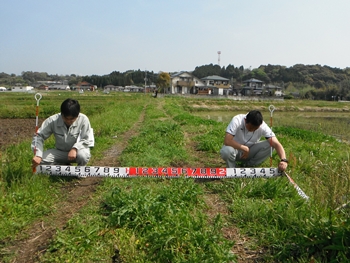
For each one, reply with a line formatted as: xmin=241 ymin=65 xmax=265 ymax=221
xmin=1 ymin=63 xmax=349 ymax=100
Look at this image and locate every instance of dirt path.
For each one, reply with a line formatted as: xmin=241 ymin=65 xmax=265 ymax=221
xmin=5 ymin=109 xmax=146 ymax=263
xmin=183 ymin=131 xmax=262 ymax=263
xmin=157 ymin=99 xmax=263 ymax=263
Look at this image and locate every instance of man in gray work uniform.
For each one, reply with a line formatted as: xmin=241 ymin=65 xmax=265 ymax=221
xmin=220 ymin=110 xmax=288 ymax=171
xmin=31 ymin=98 xmax=94 ymax=168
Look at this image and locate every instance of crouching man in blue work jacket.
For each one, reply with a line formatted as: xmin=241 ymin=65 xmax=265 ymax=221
xmin=31 ymin=98 xmax=94 ymax=169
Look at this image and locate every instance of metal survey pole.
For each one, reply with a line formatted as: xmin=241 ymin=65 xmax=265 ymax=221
xmin=33 ymin=93 xmax=42 ymax=173
xmin=267 ymin=104 xmax=309 ymax=200
xmin=268 ymin=105 xmax=275 ymax=167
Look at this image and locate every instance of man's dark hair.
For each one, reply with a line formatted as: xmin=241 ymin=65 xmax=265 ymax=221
xmin=61 ymin=98 xmax=80 ymax=117
xmin=245 ymin=110 xmax=263 ymax=127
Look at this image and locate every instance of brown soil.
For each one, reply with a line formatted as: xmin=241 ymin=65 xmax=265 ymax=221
xmin=0 ymin=119 xmax=44 ymax=150
xmin=1 ymin=106 xmax=261 ymax=263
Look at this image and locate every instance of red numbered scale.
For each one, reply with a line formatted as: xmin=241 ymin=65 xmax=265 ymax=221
xmin=35 ymin=165 xmax=282 ymax=178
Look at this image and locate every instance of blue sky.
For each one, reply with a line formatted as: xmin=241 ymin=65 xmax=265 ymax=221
xmin=1 ymin=0 xmax=349 ymax=76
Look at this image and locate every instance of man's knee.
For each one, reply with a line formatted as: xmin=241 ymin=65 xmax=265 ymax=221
xmin=41 ymin=151 xmax=56 ymax=164
xmin=76 ymin=149 xmax=91 ymax=166
xmin=220 ymin=146 xmax=236 ymax=160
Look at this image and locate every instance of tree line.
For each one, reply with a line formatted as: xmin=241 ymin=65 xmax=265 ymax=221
xmin=1 ymin=63 xmax=349 ymax=100
xmin=192 ymin=64 xmax=350 ymax=100
xmin=0 ymin=72 xmax=83 ymax=87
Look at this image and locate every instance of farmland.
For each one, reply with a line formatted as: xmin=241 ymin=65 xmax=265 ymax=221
xmin=0 ymin=92 xmax=350 ymax=262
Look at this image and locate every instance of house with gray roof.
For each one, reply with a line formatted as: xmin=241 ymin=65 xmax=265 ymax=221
xmin=240 ymin=78 xmax=263 ymax=96
xmin=48 ymin=84 xmax=70 ymax=90
xmin=200 ymin=75 xmax=230 ymax=95
xmin=263 ymin=84 xmax=283 ymax=96
xmin=240 ymin=78 xmax=283 ymax=96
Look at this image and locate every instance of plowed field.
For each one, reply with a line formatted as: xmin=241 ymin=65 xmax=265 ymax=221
xmin=0 ymin=119 xmax=44 ymax=149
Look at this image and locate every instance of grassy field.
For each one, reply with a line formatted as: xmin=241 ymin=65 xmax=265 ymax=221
xmin=0 ymin=92 xmax=349 ymax=262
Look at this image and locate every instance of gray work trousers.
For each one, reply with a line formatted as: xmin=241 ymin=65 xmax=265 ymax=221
xmin=41 ymin=148 xmax=91 ymax=166
xmin=220 ymin=140 xmax=272 ymax=168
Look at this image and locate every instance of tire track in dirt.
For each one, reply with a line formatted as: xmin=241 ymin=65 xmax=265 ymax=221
xmin=183 ymin=132 xmax=263 ymax=263
xmin=5 ymin=107 xmax=146 ymax=263
xmin=160 ymin=101 xmax=263 ymax=263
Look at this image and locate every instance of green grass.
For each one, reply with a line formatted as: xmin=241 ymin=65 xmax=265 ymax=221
xmin=1 ymin=93 xmax=350 ymax=262
xmin=38 ymin=94 xmax=235 ymax=262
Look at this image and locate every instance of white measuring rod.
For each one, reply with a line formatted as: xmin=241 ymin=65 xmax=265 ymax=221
xmin=35 ymin=165 xmax=283 ymax=178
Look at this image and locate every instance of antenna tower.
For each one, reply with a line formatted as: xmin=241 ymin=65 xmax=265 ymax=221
xmin=217 ymin=51 xmax=221 ymax=66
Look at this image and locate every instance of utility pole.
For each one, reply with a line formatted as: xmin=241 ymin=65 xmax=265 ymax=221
xmin=144 ymin=70 xmax=147 ymax=95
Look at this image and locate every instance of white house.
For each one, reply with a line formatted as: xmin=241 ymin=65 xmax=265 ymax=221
xmin=263 ymin=84 xmax=283 ymax=96
xmin=170 ymin=71 xmax=204 ymax=94
xmin=11 ymin=86 xmax=34 ymax=92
